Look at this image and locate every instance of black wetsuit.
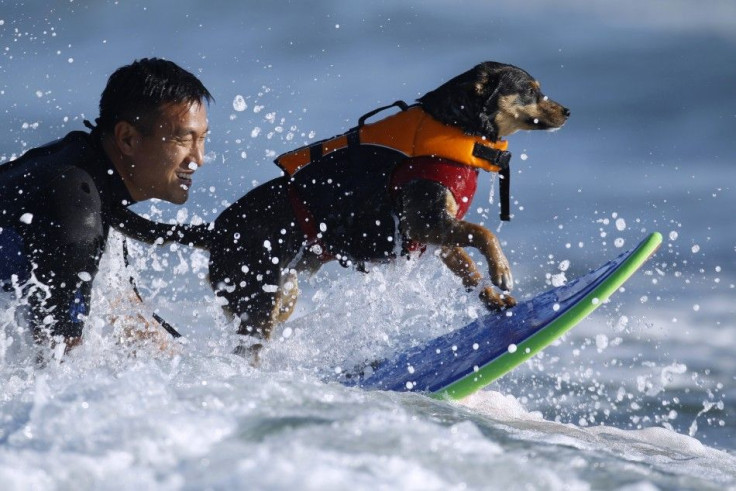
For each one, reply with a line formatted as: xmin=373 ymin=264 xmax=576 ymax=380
xmin=0 ymin=131 xmax=134 ymax=339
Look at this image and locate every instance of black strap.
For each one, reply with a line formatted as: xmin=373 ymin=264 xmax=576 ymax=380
xmin=345 ymin=101 xmax=410 ymax=155
xmin=309 ymin=142 xmax=323 ymax=162
xmin=358 ymin=100 xmax=409 ymax=127
xmin=122 ymin=238 xmax=182 ymax=338
xmin=472 ymin=143 xmax=513 ymax=221
xmin=499 ymin=166 xmax=511 ymax=221
xmin=346 ymin=128 xmax=360 ymax=148
xmin=286 ymin=101 xmax=410 ymax=169
xmin=472 ymin=143 xmax=511 ymax=170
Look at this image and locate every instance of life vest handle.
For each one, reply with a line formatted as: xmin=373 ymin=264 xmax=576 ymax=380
xmin=358 ymin=100 xmax=410 ymax=127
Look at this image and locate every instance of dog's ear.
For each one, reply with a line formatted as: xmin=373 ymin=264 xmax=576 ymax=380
xmin=418 ymin=62 xmax=513 ymax=140
xmin=418 ymin=66 xmax=487 ymax=132
xmin=471 ymin=62 xmax=508 ymax=100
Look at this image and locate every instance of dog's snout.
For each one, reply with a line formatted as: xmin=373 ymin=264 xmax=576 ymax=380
xmin=562 ymin=107 xmax=571 ymax=118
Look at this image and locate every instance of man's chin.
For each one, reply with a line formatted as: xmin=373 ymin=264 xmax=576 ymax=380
xmin=167 ymin=187 xmax=189 ymax=205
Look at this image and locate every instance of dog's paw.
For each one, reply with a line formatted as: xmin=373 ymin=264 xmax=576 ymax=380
xmin=234 ymin=342 xmax=263 ymax=367
xmin=479 ymin=286 xmax=516 ymax=311
xmin=490 ymin=259 xmax=514 ymax=292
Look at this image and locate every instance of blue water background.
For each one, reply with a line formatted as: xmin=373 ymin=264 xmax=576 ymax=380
xmin=1 ymin=0 xmax=735 ymax=488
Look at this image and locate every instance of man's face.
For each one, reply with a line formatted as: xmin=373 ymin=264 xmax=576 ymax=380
xmin=125 ymin=101 xmax=209 ymax=204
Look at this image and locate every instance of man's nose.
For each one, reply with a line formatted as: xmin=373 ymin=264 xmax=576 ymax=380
xmin=191 ymin=139 xmax=205 ymax=166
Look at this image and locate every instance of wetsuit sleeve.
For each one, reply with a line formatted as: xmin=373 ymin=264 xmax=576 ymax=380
xmin=25 ymin=168 xmax=104 ymax=339
xmin=111 ymin=206 xmax=212 ymax=249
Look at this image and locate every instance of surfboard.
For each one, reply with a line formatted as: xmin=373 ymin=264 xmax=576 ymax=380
xmin=337 ymin=232 xmax=662 ymax=400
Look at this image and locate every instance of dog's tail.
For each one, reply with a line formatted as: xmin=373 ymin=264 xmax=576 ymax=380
xmin=112 ymin=207 xmax=212 ymax=249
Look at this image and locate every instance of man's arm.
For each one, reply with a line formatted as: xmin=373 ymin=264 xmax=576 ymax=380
xmin=27 ymin=168 xmax=104 ymax=342
xmin=111 ymin=206 xmax=212 ymax=249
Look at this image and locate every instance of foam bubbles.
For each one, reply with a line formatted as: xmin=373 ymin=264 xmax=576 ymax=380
xmin=232 ymin=94 xmax=247 ymax=112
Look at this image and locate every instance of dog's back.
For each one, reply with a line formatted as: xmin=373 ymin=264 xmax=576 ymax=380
xmin=289 ymin=144 xmax=405 ymax=264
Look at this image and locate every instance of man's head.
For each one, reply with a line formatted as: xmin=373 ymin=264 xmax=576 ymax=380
xmin=98 ymin=57 xmax=212 ymax=136
xmin=99 ymin=58 xmax=213 ymax=204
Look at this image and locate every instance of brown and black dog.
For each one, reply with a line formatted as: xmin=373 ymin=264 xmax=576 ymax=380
xmin=119 ymin=61 xmax=569 ymax=347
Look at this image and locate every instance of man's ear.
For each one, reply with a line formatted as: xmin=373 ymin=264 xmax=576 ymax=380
xmin=113 ymin=120 xmax=140 ymax=157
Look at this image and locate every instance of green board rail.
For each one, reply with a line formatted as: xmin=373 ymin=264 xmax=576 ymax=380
xmin=434 ymin=232 xmax=662 ymax=400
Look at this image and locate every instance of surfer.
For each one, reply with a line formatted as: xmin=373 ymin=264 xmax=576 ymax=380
xmin=0 ymin=58 xmax=212 ymax=356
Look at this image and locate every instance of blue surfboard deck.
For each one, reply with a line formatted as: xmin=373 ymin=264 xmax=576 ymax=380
xmin=337 ymin=232 xmax=662 ymax=399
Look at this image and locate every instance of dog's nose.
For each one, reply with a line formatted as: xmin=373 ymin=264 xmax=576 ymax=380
xmin=562 ymin=107 xmax=571 ymax=118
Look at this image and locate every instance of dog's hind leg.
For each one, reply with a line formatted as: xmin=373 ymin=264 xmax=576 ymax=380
xmin=232 ymin=271 xmax=300 ymax=365
xmin=273 ymin=270 xmax=299 ymax=324
xmin=232 ymin=288 xmax=279 ymax=340
xmin=228 ymin=283 xmax=280 ymax=366
xmin=226 ymin=268 xmax=301 ymax=338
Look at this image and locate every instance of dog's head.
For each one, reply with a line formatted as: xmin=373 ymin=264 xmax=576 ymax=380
xmin=418 ymin=61 xmax=570 ymax=141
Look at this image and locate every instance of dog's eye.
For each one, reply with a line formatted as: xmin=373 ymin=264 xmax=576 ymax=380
xmin=519 ymin=87 xmax=537 ymax=104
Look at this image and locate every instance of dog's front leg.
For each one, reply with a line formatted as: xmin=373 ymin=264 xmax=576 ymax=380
xmin=440 ymin=245 xmax=515 ymax=309
xmin=443 ymin=221 xmax=513 ymax=294
xmin=398 ymin=180 xmax=515 ymax=309
xmin=439 ymin=246 xmax=483 ymax=289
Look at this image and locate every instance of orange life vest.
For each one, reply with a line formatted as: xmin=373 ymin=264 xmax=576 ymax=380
xmin=276 ymin=102 xmax=513 ymax=221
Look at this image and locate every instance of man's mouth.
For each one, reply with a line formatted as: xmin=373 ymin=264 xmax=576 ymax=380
xmin=176 ymin=171 xmax=193 ymax=189
xmin=177 ymin=162 xmax=199 ymax=189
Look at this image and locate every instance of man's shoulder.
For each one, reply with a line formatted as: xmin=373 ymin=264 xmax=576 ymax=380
xmin=8 ymin=130 xmax=98 ymax=169
xmin=0 ymin=131 xmax=101 ymax=203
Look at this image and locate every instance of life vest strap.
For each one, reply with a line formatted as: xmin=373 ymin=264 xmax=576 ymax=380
xmin=309 ymin=142 xmax=323 ymax=162
xmin=358 ymin=100 xmax=410 ymax=127
xmin=472 ymin=142 xmax=511 ymax=171
xmin=346 ymin=128 xmax=360 ymax=148
xmin=471 ymin=142 xmax=512 ymax=221
xmin=499 ymin=165 xmax=511 ymax=221
xmin=287 ymin=184 xmax=334 ymax=263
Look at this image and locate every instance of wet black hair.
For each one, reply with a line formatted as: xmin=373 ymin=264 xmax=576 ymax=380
xmin=95 ymin=58 xmax=213 ymax=135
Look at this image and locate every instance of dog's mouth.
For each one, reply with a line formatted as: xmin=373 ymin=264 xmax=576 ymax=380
xmin=523 ymin=107 xmax=569 ymax=130
xmin=524 ymin=117 xmax=558 ymax=130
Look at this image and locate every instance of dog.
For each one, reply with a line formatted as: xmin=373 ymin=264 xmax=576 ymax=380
xmin=119 ymin=61 xmax=569 ymax=347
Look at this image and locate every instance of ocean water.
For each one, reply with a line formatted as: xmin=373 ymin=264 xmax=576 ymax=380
xmin=2 ymin=1 xmax=735 ymax=489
